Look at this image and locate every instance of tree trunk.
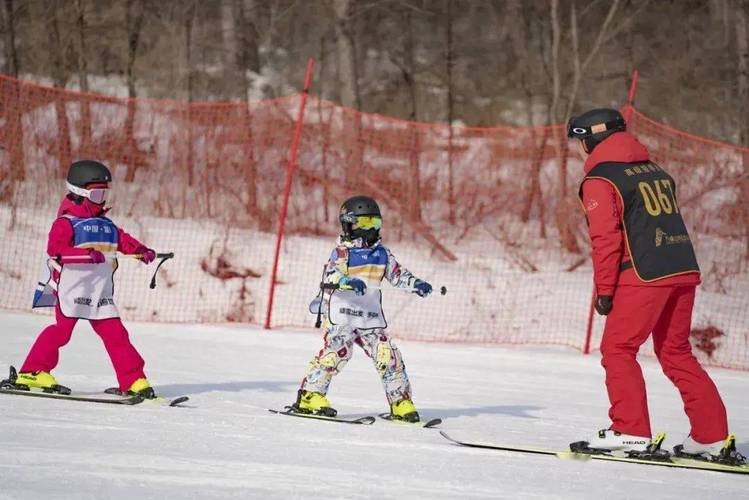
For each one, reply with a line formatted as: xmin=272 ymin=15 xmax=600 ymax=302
xmin=318 ymin=33 xmax=331 ymax=224
xmin=736 ymin=0 xmax=749 ymax=259
xmin=184 ymin=1 xmax=196 ymax=188
xmin=236 ymin=0 xmax=260 ymax=223
xmin=548 ymin=0 xmax=580 ymax=253
xmin=3 ymin=0 xmax=19 ymax=77
xmin=124 ymin=0 xmax=146 ymax=182
xmin=738 ymin=0 xmax=749 ymax=146
xmin=221 ymin=0 xmax=244 ymax=100
xmin=49 ymin=2 xmax=72 ymax=178
xmin=3 ymin=0 xmax=24 ymax=183
xmin=445 ymin=0 xmax=455 ymax=225
xmin=74 ymin=0 xmax=92 ymax=158
xmin=332 ymin=0 xmax=363 ymax=186
xmin=511 ymin=0 xmax=546 ymax=234
xmin=333 ymin=0 xmax=360 ymax=109
xmin=404 ymin=5 xmax=421 ymax=223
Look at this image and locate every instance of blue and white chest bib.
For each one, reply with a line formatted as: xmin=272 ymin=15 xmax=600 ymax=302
xmin=33 ymin=215 xmax=120 ymax=319
xmin=328 ymin=246 xmax=388 ymax=329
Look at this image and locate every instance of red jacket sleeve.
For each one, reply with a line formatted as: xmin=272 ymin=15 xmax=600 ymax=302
xmin=47 ymin=218 xmax=90 ymax=258
xmin=117 ymin=227 xmax=146 ymax=254
xmin=581 ymin=178 xmax=624 ymax=296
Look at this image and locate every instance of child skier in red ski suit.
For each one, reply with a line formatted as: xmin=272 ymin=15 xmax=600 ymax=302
xmin=14 ymin=160 xmax=157 ymax=398
xmin=567 ymin=108 xmax=743 ymax=464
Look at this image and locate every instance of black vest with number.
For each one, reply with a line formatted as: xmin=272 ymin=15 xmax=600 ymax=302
xmin=579 ymin=161 xmax=700 ymax=282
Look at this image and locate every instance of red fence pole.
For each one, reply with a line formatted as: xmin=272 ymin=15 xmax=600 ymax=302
xmin=623 ymin=69 xmax=639 ymax=124
xmin=264 ymin=57 xmax=315 ymax=330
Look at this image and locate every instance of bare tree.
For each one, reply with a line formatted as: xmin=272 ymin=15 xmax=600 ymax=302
xmin=48 ymin=2 xmax=72 ymax=177
xmin=235 ymin=0 xmax=262 ymax=220
xmin=445 ymin=0 xmax=455 ymax=225
xmin=404 ymin=3 xmax=422 ymax=223
xmin=183 ymin=0 xmax=197 ymax=187
xmin=124 ymin=0 xmax=147 ymax=182
xmin=74 ymin=0 xmax=92 ymax=156
xmin=3 ymin=0 xmax=19 ymax=77
xmin=548 ymin=0 xmax=579 ymax=252
xmin=513 ymin=0 xmax=547 ymax=235
xmin=546 ymin=0 xmax=620 ymax=253
xmin=738 ymin=0 xmax=749 ymax=146
xmin=736 ymin=0 xmax=749 ymax=259
xmin=332 ymin=0 xmax=363 ymax=188
xmin=332 ymin=0 xmax=360 ymax=109
xmin=3 ymin=0 xmax=24 ymax=183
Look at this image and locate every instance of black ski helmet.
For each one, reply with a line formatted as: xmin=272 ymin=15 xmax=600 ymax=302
xmin=67 ymin=160 xmax=112 ymax=188
xmin=339 ymin=195 xmax=382 ymax=244
xmin=567 ymin=108 xmax=626 ymax=153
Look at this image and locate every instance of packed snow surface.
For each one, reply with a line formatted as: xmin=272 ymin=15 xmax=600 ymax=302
xmin=1 ymin=311 xmax=747 ymax=499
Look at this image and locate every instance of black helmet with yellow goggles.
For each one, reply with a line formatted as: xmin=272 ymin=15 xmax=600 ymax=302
xmin=339 ymin=195 xmax=382 ymax=245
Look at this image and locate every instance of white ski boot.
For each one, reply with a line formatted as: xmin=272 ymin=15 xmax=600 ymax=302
xmin=570 ymin=429 xmax=651 ymax=455
xmin=674 ymin=434 xmax=746 ymax=465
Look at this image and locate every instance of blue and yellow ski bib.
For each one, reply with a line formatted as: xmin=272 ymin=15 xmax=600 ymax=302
xmin=328 ymin=246 xmax=388 ymax=329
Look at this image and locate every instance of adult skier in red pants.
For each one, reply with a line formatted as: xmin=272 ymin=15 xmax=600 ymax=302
xmin=7 ymin=160 xmax=157 ymax=399
xmin=567 ymin=108 xmax=743 ymax=464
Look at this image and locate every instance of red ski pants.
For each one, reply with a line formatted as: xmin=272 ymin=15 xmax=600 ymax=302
xmin=21 ymin=304 xmax=146 ymax=391
xmin=600 ymin=285 xmax=728 ymax=443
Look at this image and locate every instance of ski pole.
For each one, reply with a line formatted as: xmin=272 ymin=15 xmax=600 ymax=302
xmin=148 ymin=253 xmax=174 ymax=289
xmin=314 ymin=270 xmax=339 ymax=328
xmin=55 ymin=252 xmax=174 ymax=289
xmin=56 ymin=252 xmax=173 ymax=262
xmin=322 ymin=283 xmax=447 ymax=296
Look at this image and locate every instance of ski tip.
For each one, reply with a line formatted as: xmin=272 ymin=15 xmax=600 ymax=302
xmin=439 ymin=430 xmax=457 ymax=443
xmin=424 ymin=418 xmax=442 ymax=429
xmin=169 ymin=396 xmax=190 ymax=407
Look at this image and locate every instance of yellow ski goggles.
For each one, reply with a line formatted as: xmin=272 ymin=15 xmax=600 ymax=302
xmin=352 ymin=215 xmax=382 ymax=230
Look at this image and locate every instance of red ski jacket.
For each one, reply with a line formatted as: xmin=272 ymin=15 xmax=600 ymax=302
xmin=580 ymin=132 xmax=701 ymax=295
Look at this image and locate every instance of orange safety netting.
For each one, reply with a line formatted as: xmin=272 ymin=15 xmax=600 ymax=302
xmin=0 ymin=74 xmax=747 ymax=370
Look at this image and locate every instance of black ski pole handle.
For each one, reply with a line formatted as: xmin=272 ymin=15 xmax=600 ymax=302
xmin=149 ymin=252 xmax=175 ymax=289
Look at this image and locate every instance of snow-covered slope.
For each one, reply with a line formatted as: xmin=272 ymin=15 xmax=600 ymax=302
xmin=1 ymin=311 xmax=747 ymax=499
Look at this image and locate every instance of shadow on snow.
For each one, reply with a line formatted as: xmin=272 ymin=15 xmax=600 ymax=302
xmin=156 ymin=380 xmax=297 ymax=397
xmin=419 ymin=405 xmax=543 ymax=420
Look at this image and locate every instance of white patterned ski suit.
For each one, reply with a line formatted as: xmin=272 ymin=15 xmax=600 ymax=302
xmin=301 ymin=238 xmax=421 ymax=404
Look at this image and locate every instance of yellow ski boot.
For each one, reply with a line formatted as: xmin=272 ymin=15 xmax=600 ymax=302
xmin=391 ymin=399 xmax=420 ymax=423
xmin=292 ymin=390 xmax=337 ymax=417
xmin=15 ymin=369 xmax=71 ymax=395
xmin=127 ymin=378 xmax=156 ymax=399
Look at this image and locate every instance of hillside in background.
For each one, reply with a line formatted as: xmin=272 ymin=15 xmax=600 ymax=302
xmin=1 ymin=0 xmax=748 ymax=145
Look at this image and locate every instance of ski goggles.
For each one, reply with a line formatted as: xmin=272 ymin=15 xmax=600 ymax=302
xmin=66 ymin=182 xmax=109 ymax=204
xmin=352 ymin=215 xmax=382 ymax=230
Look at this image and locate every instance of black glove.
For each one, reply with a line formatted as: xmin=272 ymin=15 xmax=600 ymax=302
xmin=595 ymin=295 xmax=613 ymax=316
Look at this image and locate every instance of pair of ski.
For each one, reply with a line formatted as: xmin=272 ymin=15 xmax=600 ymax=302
xmin=0 ymin=367 xmax=189 ymax=407
xmin=269 ymin=407 xmax=442 ymax=428
xmin=440 ymin=432 xmax=749 ymax=475
xmin=0 ymin=385 xmax=189 ymax=407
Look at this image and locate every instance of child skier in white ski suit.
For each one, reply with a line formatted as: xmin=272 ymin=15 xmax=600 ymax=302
xmin=293 ymin=195 xmax=432 ymax=422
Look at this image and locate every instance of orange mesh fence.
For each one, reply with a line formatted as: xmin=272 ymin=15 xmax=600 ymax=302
xmin=0 ymin=74 xmax=747 ymax=370
xmin=271 ymin=97 xmax=594 ymax=351
xmin=0 ymin=74 xmax=297 ymax=323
